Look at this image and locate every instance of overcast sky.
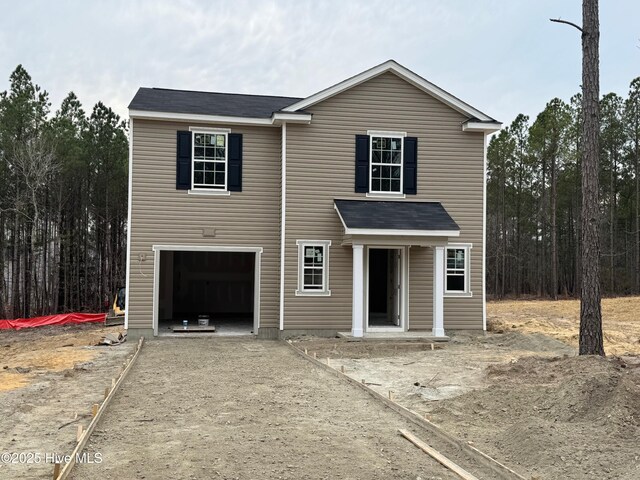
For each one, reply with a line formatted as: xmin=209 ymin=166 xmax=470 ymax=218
xmin=1 ymin=0 xmax=639 ymax=126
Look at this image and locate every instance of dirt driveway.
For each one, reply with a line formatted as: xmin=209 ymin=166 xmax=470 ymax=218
xmin=70 ymin=338 xmax=460 ymax=480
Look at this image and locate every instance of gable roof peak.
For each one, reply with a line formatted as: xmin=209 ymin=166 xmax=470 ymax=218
xmin=282 ymin=60 xmax=498 ymax=124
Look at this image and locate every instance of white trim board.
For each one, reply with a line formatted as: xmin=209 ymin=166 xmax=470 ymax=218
xmin=279 ymin=123 xmax=287 ymax=330
xmin=482 ymin=133 xmax=488 ymax=331
xmin=346 ymin=228 xmax=460 ymax=237
xmin=150 ymin=245 xmax=263 ymax=336
xmin=462 ymin=121 xmax=502 ymax=133
xmin=124 ymin=119 xmax=133 ymax=330
xmin=129 ymin=109 xmax=311 ymax=127
xmin=282 ymin=60 xmax=497 ymax=123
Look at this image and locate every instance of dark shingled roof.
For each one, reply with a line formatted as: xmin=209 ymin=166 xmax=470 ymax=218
xmin=128 ymin=88 xmax=302 ymax=118
xmin=334 ymin=200 xmax=459 ymax=232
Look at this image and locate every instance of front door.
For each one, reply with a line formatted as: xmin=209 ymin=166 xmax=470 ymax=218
xmin=367 ymin=248 xmax=403 ymax=330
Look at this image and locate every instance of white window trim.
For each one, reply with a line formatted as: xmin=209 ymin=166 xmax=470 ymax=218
xmin=368 ymin=132 xmax=405 ymax=195
xmin=365 ymin=192 xmax=406 ymax=199
xmin=444 ymin=243 xmax=473 ymax=298
xmin=190 ymin=129 xmax=229 ymax=192
xmin=187 ymin=189 xmax=231 ymax=196
xmin=295 ymin=240 xmax=331 ymax=296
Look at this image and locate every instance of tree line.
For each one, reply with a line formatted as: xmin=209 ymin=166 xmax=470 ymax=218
xmin=487 ymin=76 xmax=640 ymax=299
xmin=0 ymin=65 xmax=128 ymax=319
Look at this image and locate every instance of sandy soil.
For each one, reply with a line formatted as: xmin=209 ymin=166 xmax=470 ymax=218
xmin=431 ymin=353 xmax=640 ymax=480
xmin=294 ymin=332 xmax=640 ymax=480
xmin=69 ymin=338 xmax=471 ymax=480
xmin=487 ymin=296 xmax=640 ymax=355
xmin=0 ymin=323 xmax=135 ymax=479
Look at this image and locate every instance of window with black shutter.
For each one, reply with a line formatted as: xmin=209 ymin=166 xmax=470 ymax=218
xmin=176 ymin=130 xmax=242 ymax=192
xmin=354 ymin=133 xmax=417 ymax=195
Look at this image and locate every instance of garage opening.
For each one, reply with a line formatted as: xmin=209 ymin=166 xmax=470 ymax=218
xmin=157 ymin=250 xmax=256 ymax=335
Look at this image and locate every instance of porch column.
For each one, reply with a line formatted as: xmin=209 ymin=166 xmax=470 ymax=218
xmin=432 ymin=246 xmax=445 ymax=337
xmin=351 ymin=244 xmax=365 ymax=337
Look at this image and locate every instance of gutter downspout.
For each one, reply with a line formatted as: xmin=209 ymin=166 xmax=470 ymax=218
xmin=279 ymin=122 xmax=287 ymax=331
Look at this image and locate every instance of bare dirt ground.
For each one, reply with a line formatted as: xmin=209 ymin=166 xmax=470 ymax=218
xmin=294 ymin=323 xmax=640 ymax=479
xmin=0 ymin=323 xmax=134 ymax=479
xmin=70 ymin=338 xmax=470 ymax=480
xmin=487 ymin=296 xmax=640 ymax=355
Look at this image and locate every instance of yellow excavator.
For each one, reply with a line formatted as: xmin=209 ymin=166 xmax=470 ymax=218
xmin=105 ymin=287 xmax=126 ymax=326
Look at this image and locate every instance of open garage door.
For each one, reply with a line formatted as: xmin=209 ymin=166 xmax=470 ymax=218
xmin=157 ymin=250 xmax=258 ymax=335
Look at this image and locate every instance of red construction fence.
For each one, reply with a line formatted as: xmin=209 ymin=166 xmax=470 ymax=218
xmin=0 ymin=313 xmax=106 ymax=330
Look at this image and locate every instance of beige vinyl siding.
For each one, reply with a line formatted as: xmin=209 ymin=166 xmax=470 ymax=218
xmin=284 ymin=71 xmax=485 ymax=330
xmin=408 ymin=247 xmax=433 ymax=330
xmin=128 ymin=119 xmax=281 ymax=330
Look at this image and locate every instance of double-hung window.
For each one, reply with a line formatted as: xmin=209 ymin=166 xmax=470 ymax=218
xmin=445 ymin=245 xmax=471 ymax=295
xmin=192 ymin=131 xmax=227 ymax=190
xmin=296 ymin=240 xmax=331 ymax=295
xmin=370 ymin=134 xmax=403 ymax=194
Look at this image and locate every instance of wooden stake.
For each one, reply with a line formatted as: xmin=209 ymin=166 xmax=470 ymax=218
xmin=76 ymin=424 xmax=83 ymax=441
xmin=341 ymin=365 xmax=345 ymax=373
xmin=104 ymin=387 xmax=110 ymax=399
xmin=388 ymin=390 xmax=393 ymax=400
xmin=91 ymin=404 xmax=99 ymax=417
xmin=53 ymin=463 xmax=61 ymax=479
xmin=326 ymin=357 xmax=331 ymax=366
xmin=112 ymin=378 xmax=116 ymax=388
xmin=399 ymin=429 xmax=479 ymax=480
xmin=431 ymin=343 xmax=435 ymax=350
xmin=304 ymin=348 xmax=308 ymax=355
xmin=313 ymin=352 xmax=317 ymax=359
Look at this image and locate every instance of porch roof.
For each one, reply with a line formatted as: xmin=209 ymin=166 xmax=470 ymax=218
xmin=333 ymin=199 xmax=460 ymax=237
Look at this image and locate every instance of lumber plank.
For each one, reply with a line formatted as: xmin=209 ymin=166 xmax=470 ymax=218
xmin=399 ymin=429 xmax=479 ymax=480
xmin=55 ymin=337 xmax=145 ymax=480
xmin=284 ymin=340 xmax=525 ymax=480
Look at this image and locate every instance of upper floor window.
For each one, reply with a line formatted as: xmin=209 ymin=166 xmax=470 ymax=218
xmin=370 ymin=135 xmax=403 ymax=194
xmin=192 ymin=131 xmax=227 ymax=190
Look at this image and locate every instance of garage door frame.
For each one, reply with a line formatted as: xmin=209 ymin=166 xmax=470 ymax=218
xmin=151 ymin=244 xmax=264 ymax=336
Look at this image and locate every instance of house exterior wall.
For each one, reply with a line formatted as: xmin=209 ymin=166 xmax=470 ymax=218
xmin=284 ymin=71 xmax=485 ymax=331
xmin=127 ymin=119 xmax=281 ymax=332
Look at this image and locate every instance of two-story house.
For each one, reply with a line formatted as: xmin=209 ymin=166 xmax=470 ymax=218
xmin=125 ymin=60 xmax=500 ymax=339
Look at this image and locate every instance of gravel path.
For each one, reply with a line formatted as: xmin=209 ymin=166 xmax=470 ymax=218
xmin=70 ymin=338 xmax=457 ymax=480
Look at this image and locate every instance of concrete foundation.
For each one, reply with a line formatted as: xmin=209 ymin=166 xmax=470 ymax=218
xmin=126 ymin=328 xmax=154 ymax=341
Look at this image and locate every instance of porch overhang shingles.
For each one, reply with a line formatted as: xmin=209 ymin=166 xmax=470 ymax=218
xmin=333 ymin=199 xmax=460 ymax=245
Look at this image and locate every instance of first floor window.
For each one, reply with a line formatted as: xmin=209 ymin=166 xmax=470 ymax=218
xmin=296 ymin=240 xmax=331 ymax=295
xmin=370 ymin=135 xmax=403 ymax=193
xmin=445 ymin=246 xmax=470 ymax=294
xmin=192 ymin=131 xmax=227 ymax=190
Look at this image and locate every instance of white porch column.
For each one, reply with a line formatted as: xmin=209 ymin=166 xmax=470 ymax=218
xmin=432 ymin=246 xmax=445 ymax=337
xmin=351 ymin=244 xmax=365 ymax=337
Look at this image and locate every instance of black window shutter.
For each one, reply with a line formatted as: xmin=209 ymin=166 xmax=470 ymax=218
xmin=355 ymin=134 xmax=370 ymax=193
xmin=227 ymin=133 xmax=243 ymax=192
xmin=403 ymin=137 xmax=418 ymax=195
xmin=176 ymin=131 xmax=192 ymax=190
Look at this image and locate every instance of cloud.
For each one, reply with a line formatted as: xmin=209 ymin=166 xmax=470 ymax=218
xmin=1 ymin=0 xmax=638 ymax=125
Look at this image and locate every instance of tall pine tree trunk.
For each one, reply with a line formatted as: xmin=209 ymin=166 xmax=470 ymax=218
xmin=551 ymin=153 xmax=558 ymax=300
xmin=579 ymin=0 xmax=604 ymax=355
xmin=635 ymin=129 xmax=639 ymax=293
